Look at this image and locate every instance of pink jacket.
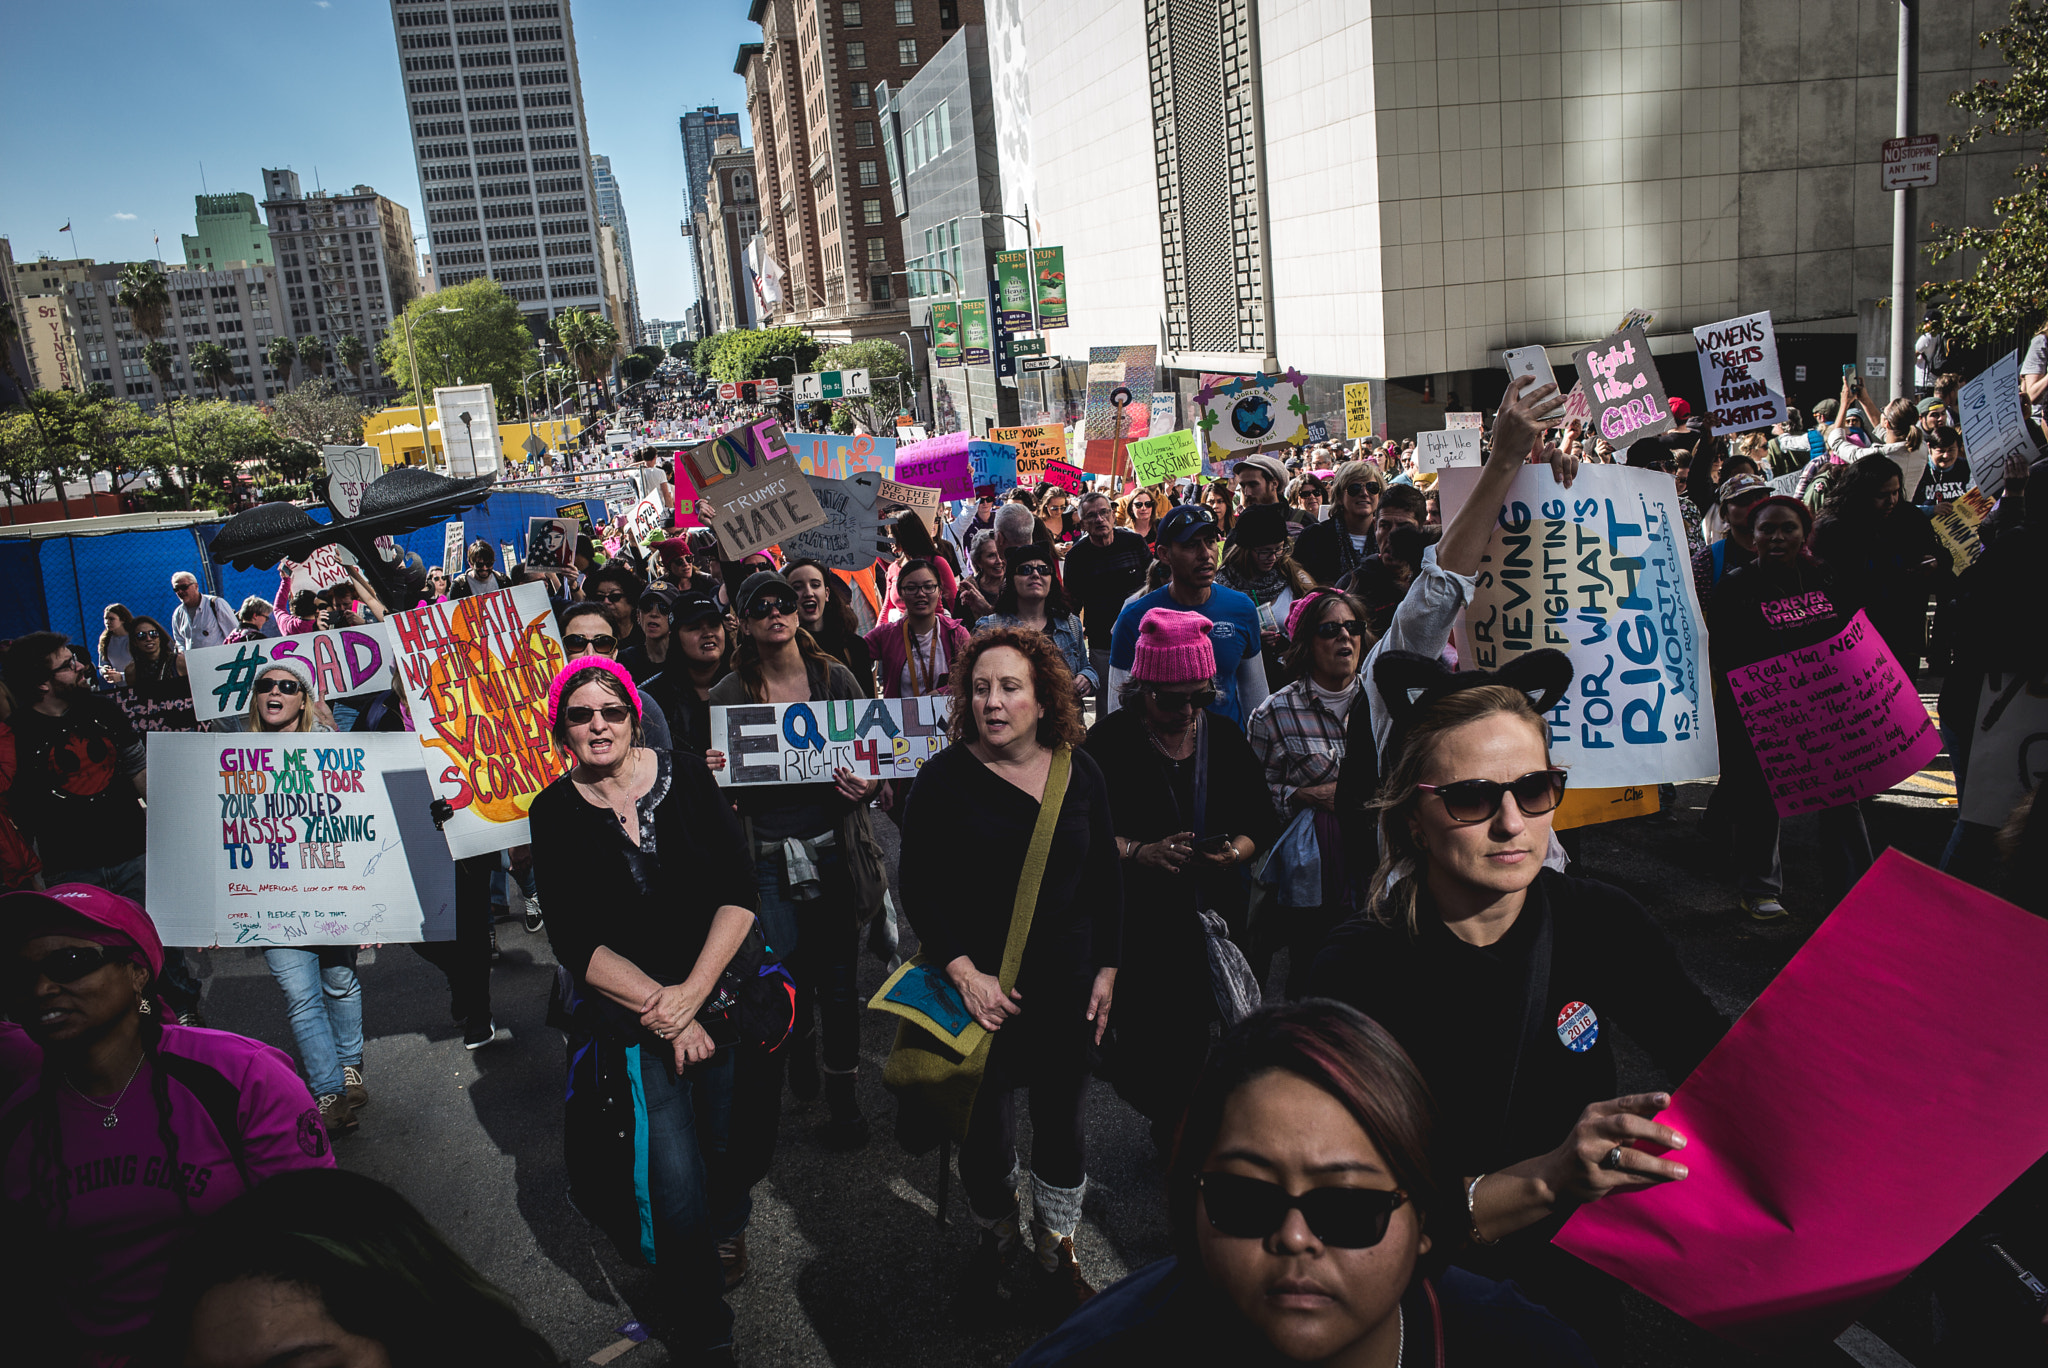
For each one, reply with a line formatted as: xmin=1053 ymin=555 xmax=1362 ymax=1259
xmin=863 ymin=615 xmax=971 ymax=698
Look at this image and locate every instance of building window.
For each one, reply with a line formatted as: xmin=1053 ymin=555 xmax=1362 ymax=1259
xmin=939 ymin=98 xmax=952 ymax=150
xmin=845 ymin=41 xmax=866 ymax=68
xmin=855 ymin=122 xmax=875 ymax=147
xmin=863 ymin=198 xmax=883 ymax=225
xmin=858 ymin=160 xmax=879 ymax=185
xmin=898 ymin=38 xmax=917 ymax=64
xmin=871 ymin=273 xmax=894 ymax=301
xmin=867 ymin=237 xmax=888 ymax=263
xmin=894 ymin=0 xmax=913 ymax=21
xmin=852 ymin=81 xmax=871 ymax=107
xmin=841 ymin=0 xmax=861 ymax=22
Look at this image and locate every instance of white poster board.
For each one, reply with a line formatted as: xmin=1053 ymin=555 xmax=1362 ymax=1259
xmin=434 ymin=384 xmax=502 ymax=476
xmin=1415 ymin=428 xmax=1483 ymax=473
xmin=443 ymin=521 xmax=466 ymax=575
xmin=1692 ymin=310 xmax=1788 ymax=434
xmin=288 ymin=544 xmax=352 ymax=597
xmin=1955 ymin=349 xmax=2034 ymax=498
xmin=711 ymin=696 xmax=952 ymax=785
xmin=144 ymin=733 xmax=456 ymax=948
xmin=186 ymin=622 xmax=399 ymax=723
xmin=1960 ymin=671 xmax=2048 ymax=827
xmin=322 ymin=445 xmax=383 ymax=520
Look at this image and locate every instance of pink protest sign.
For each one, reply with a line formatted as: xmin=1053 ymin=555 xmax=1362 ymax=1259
xmin=1555 ymin=851 xmax=2048 ymax=1350
xmin=670 ymin=456 xmax=703 ymax=529
xmin=894 ymin=432 xmax=975 ymax=500
xmin=1039 ymin=460 xmax=1083 ymax=494
xmin=1725 ymin=609 xmax=1939 ymax=817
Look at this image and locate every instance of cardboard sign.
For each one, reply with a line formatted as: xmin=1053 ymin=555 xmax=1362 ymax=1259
xmin=1960 ymin=670 xmax=2048 ymax=827
xmin=1039 ymin=460 xmax=1083 ymax=494
xmin=1445 ymin=411 xmax=1484 ymax=430
xmin=1194 ymin=368 xmax=1308 ymax=456
xmin=783 ymin=472 xmax=893 ymax=572
xmin=442 ymin=521 xmax=465 ymax=576
xmin=788 ymin=431 xmax=894 ymax=480
xmin=895 ymin=432 xmax=976 ymax=500
xmin=388 ymin=581 xmax=571 ymax=858
xmin=1955 ymin=349 xmax=2033 ymax=498
xmin=1550 ymin=784 xmax=1659 ymax=831
xmin=524 ymin=516 xmax=579 ymax=570
xmin=711 ymin=696 xmax=953 ymax=786
xmin=875 ymin=477 xmax=943 ymax=532
xmin=1558 ymin=851 xmax=2048 ymax=1350
xmin=1126 ymin=427 xmax=1201 ymax=484
xmin=1344 ymin=381 xmax=1373 ymax=439
xmin=188 ymin=623 xmax=398 ymax=723
xmin=1692 ymin=310 xmax=1787 ymax=434
xmin=1149 ymin=391 xmax=1178 ymax=434
xmin=619 ymin=485 xmax=670 ymax=549
xmin=1414 ymin=428 xmax=1482 ymax=473
xmin=1929 ymin=487 xmax=1993 ymax=569
xmin=322 ymin=445 xmax=383 ymax=520
xmin=970 ymin=440 xmax=1019 ymax=490
xmin=1573 ymin=325 xmax=1674 ymax=447
xmin=1724 ymin=610 xmax=1941 ymax=817
xmin=991 ymin=424 xmax=1068 ymax=484
xmin=677 ymin=418 xmax=827 ymax=559
xmin=1440 ymin=463 xmax=1719 ymax=787
xmin=289 ymin=544 xmax=352 ymax=597
xmin=144 ymin=732 xmax=456 ymax=949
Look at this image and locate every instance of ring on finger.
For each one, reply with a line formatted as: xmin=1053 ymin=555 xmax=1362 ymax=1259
xmin=1600 ymin=1145 xmax=1627 ymax=1171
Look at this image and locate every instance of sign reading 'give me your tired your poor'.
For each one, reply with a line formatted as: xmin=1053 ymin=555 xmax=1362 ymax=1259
xmin=676 ymin=417 xmax=829 ymax=559
xmin=711 ymin=696 xmax=953 ymax=786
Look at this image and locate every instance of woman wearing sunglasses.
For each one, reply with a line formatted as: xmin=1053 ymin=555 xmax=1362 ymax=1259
xmin=865 ymin=557 xmax=971 ymax=702
xmin=528 ymin=658 xmax=758 ymax=1361
xmin=1013 ymin=1000 xmax=1594 ymax=1366
xmin=123 ymin=614 xmax=196 ymax=731
xmin=973 ymin=545 xmax=1097 ymax=699
xmin=0 ymin=884 xmax=335 ymax=1366
xmin=1080 ymin=609 xmax=1275 ymax=1149
xmin=1307 ymin=667 xmax=1726 ymax=1362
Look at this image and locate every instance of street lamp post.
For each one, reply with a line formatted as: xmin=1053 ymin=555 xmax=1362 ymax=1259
xmin=995 ymin=204 xmax=1051 ymax=422
xmin=890 ymin=266 xmax=971 ymax=437
xmin=399 ymin=304 xmax=462 ymax=470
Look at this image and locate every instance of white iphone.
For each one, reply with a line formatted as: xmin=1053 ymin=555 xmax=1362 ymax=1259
xmin=1502 ymin=346 xmax=1567 ymax=420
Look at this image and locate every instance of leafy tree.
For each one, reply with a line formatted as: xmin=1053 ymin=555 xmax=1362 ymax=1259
xmin=189 ymin=343 xmax=235 ymax=398
xmin=1922 ymin=0 xmax=2048 ymax=343
xmin=265 ymin=335 xmax=298 ymax=390
xmin=693 ymin=329 xmax=734 ymax=376
xmin=632 ymin=344 xmax=664 ymax=366
xmin=705 ymin=326 xmax=820 ymax=384
xmin=815 ymin=339 xmax=911 ymax=434
xmin=0 ymin=397 xmax=87 ymax=515
xmin=622 ymin=353 xmax=656 ymax=384
xmin=160 ymin=400 xmax=287 ymax=510
xmin=667 ymin=340 xmax=692 ymax=360
xmin=297 ymin=333 xmax=328 ymax=381
xmin=270 ymin=376 xmax=365 ymax=447
xmin=0 ymin=410 xmax=60 ymax=511
xmin=116 ymin=262 xmax=171 ymax=340
xmin=378 ymin=280 xmax=536 ymax=416
xmin=333 ymin=332 xmax=368 ymax=386
xmin=62 ymin=394 xmax=158 ymax=499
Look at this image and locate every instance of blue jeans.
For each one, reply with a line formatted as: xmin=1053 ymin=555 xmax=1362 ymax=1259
xmin=264 ymin=947 xmax=362 ymax=1099
xmin=640 ymin=1044 xmax=737 ymax=1351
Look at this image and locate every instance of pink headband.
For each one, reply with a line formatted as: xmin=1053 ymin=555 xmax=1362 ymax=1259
xmin=1285 ymin=588 xmax=1343 ymax=641
xmin=547 ymin=657 xmax=643 ymax=729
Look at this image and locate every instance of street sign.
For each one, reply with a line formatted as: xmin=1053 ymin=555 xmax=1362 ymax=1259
xmin=758 ymin=378 xmax=780 ymax=398
xmin=1882 ymin=134 xmax=1939 ymax=190
xmin=795 ymin=369 xmax=872 ymax=401
xmin=522 ymin=434 xmax=547 ymax=457
xmin=1019 ymin=356 xmax=1061 ymax=373
xmin=718 ymin=382 xmax=738 ymax=401
xmin=1012 ymin=337 xmax=1046 ymax=357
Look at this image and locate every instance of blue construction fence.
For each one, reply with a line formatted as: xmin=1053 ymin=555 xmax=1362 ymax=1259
xmin=6 ymin=490 xmax=579 ymax=661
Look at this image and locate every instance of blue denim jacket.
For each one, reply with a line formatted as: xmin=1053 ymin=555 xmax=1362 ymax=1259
xmin=973 ymin=611 xmax=1100 ymax=692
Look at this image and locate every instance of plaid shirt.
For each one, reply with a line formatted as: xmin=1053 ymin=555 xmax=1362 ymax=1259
xmin=1245 ymin=677 xmax=1355 ymax=820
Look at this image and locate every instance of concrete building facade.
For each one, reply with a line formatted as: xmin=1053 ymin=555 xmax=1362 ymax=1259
xmin=590 ymin=153 xmax=641 ymax=324
xmin=261 ymin=169 xmax=419 ymax=406
xmin=700 ymin=137 xmax=762 ymax=334
xmin=181 ymin=192 xmax=274 ymax=270
xmin=679 ymin=106 xmax=743 ymax=331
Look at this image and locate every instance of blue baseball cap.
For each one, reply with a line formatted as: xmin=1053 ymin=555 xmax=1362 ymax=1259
xmin=1156 ymin=502 xmax=1221 ymax=544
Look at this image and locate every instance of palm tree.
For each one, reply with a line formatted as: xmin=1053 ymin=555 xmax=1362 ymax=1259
xmin=333 ymin=333 xmax=367 ymax=390
xmin=297 ymin=333 xmax=328 ymax=382
xmin=555 ymin=307 xmax=621 ymax=406
xmin=116 ymin=262 xmax=171 ymax=340
xmin=189 ymin=342 xmax=235 ymax=398
xmin=266 ymin=335 xmax=297 ymax=391
xmin=141 ymin=340 xmax=186 ymax=471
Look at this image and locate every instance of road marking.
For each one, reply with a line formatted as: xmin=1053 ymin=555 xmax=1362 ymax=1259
xmin=1835 ymin=1323 xmax=1918 ymax=1368
xmin=587 ymin=1338 xmax=641 ymax=1365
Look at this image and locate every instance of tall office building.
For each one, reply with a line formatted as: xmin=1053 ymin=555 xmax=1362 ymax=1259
xmin=261 ymin=169 xmax=419 ymax=405
xmin=180 ymin=193 xmax=273 ymax=270
xmin=389 ymin=0 xmax=609 ymax=327
xmin=677 ymin=105 xmax=741 ymax=327
xmin=590 ymin=153 xmax=640 ymax=324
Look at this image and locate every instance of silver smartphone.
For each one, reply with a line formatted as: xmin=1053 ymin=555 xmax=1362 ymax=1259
xmin=1502 ymin=346 xmax=1568 ymax=420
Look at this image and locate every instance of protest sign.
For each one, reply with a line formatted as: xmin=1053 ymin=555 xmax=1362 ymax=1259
xmin=875 ymin=477 xmax=943 ymax=538
xmin=556 ymin=501 xmax=592 ymax=530
xmin=991 ymin=424 xmax=1067 ymax=484
xmin=1194 ymin=369 xmax=1308 ymax=457
xmin=1343 ymin=381 xmax=1373 ymax=439
xmin=524 ymin=516 xmax=579 ymax=570
xmin=1440 ymin=463 xmax=1718 ymax=787
xmin=1955 ymin=349 xmax=2033 ymax=498
xmin=1083 ymin=345 xmax=1156 ymax=454
xmin=1126 ymin=428 xmax=1201 ymax=485
xmin=711 ymin=695 xmax=953 ymax=786
xmin=289 ymin=544 xmax=351 ymax=596
xmin=620 ymin=484 xmax=671 ymax=549
xmin=788 ymin=431 xmax=895 ymax=480
xmin=1692 ymin=310 xmax=1787 ymax=434
xmin=322 ymin=445 xmax=383 ymax=520
xmin=499 ymin=541 xmax=516 ymax=574
xmin=1562 ymin=380 xmax=1590 ymax=424
xmin=434 ymin=384 xmax=501 ymax=476
xmin=970 ymin=440 xmax=1018 ymax=490
xmin=1573 ymin=325 xmax=1674 ymax=446
xmin=389 ymin=581 xmax=570 ymax=858
xmin=1724 ymin=610 xmax=1940 ymax=817
xmin=1039 ymin=460 xmax=1083 ymax=494
xmin=1413 ymin=428 xmax=1482 ymax=473
xmin=1444 ymin=411 xmax=1483 ymax=430
xmin=1550 ymin=784 xmax=1659 ymax=831
xmin=188 ymin=623 xmax=398 ymax=723
xmin=783 ymin=472 xmax=894 ymax=572
xmin=442 ymin=521 xmax=465 ymax=575
xmin=1149 ymin=391 xmax=1177 ymax=434
xmin=144 ymin=732 xmax=456 ymax=949
xmin=1929 ymin=487 xmax=1992 ymax=569
xmin=1959 ymin=670 xmax=2048 ymax=827
xmin=676 ymin=417 xmax=827 ymax=559
xmin=1557 ymin=850 xmax=2048 ymax=1350
xmin=895 ymin=432 xmax=976 ymax=500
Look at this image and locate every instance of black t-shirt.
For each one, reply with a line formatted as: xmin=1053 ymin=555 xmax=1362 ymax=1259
xmin=1063 ymin=529 xmax=1154 ymax=649
xmin=1706 ymin=559 xmax=1852 ymax=675
xmin=1913 ymin=454 xmax=1971 ymax=507
xmin=9 ymin=697 xmax=149 ymax=870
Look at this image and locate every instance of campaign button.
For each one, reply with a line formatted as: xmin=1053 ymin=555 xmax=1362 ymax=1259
xmin=1556 ymin=1000 xmax=1599 ymax=1053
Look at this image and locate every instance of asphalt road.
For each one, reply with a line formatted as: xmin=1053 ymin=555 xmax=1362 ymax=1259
xmin=190 ymin=711 xmax=1974 ymax=1368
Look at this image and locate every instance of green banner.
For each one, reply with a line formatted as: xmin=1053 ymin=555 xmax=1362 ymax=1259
xmin=960 ymin=299 xmax=992 ymax=366
xmin=1034 ymin=247 xmax=1068 ymax=329
xmin=930 ymin=302 xmax=962 ymax=367
xmin=995 ymin=251 xmax=1035 ymax=330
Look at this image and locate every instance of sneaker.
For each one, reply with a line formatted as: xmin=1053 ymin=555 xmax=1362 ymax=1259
xmin=717 ymin=1234 xmax=749 ymax=1290
xmin=343 ymin=1064 xmax=369 ymax=1110
xmin=318 ymin=1092 xmax=358 ymax=1136
xmin=522 ymin=896 xmax=544 ymax=934
xmin=1742 ymin=895 xmax=1791 ymax=922
xmin=464 ymin=1017 xmax=505 ymax=1050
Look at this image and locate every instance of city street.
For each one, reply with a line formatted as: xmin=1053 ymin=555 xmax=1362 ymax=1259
xmin=193 ymin=737 xmax=1966 ymax=1368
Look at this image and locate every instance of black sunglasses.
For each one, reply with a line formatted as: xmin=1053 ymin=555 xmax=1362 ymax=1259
xmin=744 ymin=597 xmax=799 ymax=620
xmin=1313 ymin=619 xmax=1365 ymax=640
xmin=596 ymin=590 xmax=630 ymax=603
xmin=1012 ymin=562 xmax=1054 ymax=578
xmin=1197 ymin=1172 xmax=1409 ymax=1249
xmin=133 ymin=629 xmax=162 ymax=640
xmin=562 ymin=704 xmax=634 ymax=726
xmin=12 ymin=945 xmax=129 ymax=991
xmin=253 ymin=677 xmax=304 ymax=696
xmin=1143 ymin=685 xmax=1218 ymax=711
xmin=1342 ymin=482 xmax=1379 ymax=498
xmin=563 ymin=633 xmax=618 ymax=654
xmin=1417 ymin=768 xmax=1567 ymax=824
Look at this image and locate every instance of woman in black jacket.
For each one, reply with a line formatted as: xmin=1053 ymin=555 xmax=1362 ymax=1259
xmin=1812 ymin=451 xmax=1951 ymax=679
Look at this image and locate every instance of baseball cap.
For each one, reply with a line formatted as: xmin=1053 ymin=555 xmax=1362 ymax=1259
xmin=1156 ymin=503 xmax=1221 ymax=544
xmin=670 ymin=589 xmax=723 ymax=625
xmin=1235 ymin=454 xmax=1291 ymax=488
xmin=1917 ymin=396 xmax=1946 ymax=416
xmin=0 ymin=884 xmax=165 ymax=980
xmin=735 ymin=569 xmax=797 ymax=618
xmin=1717 ymin=473 xmax=1771 ymax=506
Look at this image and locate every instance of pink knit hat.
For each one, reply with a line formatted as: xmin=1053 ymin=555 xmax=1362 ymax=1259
xmin=547 ymin=656 xmax=642 ymax=728
xmin=1130 ymin=608 xmax=1216 ymax=685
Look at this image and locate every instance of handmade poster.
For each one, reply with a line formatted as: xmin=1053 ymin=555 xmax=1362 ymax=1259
xmin=875 ymin=477 xmax=943 ymax=524
xmin=1572 ymin=326 xmax=1674 ymax=447
xmin=322 ymin=445 xmax=383 ymax=520
xmin=1440 ymin=463 xmax=1719 ymax=788
xmin=1550 ymin=784 xmax=1659 ymax=831
xmin=1039 ymin=460 xmax=1083 ymax=494
xmin=1445 ymin=411 xmax=1483 ymax=430
xmin=970 ymin=440 xmax=1019 ymax=490
xmin=1692 ymin=310 xmax=1786 ymax=434
xmin=1126 ymin=428 xmax=1201 ymax=485
xmin=1561 ymin=380 xmax=1591 ymax=424
xmin=524 ymin=516 xmax=579 ymax=570
xmin=990 ymin=424 xmax=1067 ymax=483
xmin=621 ymin=486 xmax=671 ymax=549
xmin=1149 ymin=391 xmax=1178 ymax=434
xmin=556 ymin=501 xmax=593 ymax=530
xmin=188 ymin=622 xmax=398 ymax=724
xmin=895 ymin=432 xmax=976 ymax=500
xmin=676 ymin=417 xmax=828 ymax=560
xmin=1415 ymin=429 xmax=1483 ymax=474
xmin=959 ymin=299 xmax=993 ymax=366
xmin=1343 ymin=381 xmax=1373 ymax=439
xmin=1556 ymin=850 xmax=2048 ymax=1351
xmin=711 ymin=696 xmax=953 ymax=786
xmin=1724 ymin=610 xmax=1940 ymax=817
xmin=1955 ymin=349 xmax=2032 ymax=498
xmin=930 ymin=301 xmax=962 ymax=366
xmin=442 ymin=521 xmax=465 ymax=576
xmin=1082 ymin=345 xmax=1156 ymax=458
xmin=144 ymin=732 xmax=456 ymax=949
xmin=1958 ymin=669 xmax=2048 ymax=827
xmin=784 ymin=472 xmax=894 ymax=572
xmin=388 ymin=581 xmax=571 ymax=858
xmin=789 ymin=431 xmax=895 ymax=480
xmin=1929 ymin=487 xmax=1992 ymax=569
xmin=1194 ymin=369 xmax=1309 ymax=457
xmin=288 ymin=544 xmax=351 ymax=596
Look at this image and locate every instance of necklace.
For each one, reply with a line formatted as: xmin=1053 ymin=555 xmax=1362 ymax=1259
xmin=65 ymin=1053 xmax=146 ymax=1130
xmin=1396 ymin=1304 xmax=1404 ymax=1365
xmin=1146 ymin=711 xmax=1199 ymax=761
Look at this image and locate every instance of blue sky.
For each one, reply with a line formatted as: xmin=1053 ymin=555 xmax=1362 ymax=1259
xmin=0 ymin=0 xmax=755 ymax=322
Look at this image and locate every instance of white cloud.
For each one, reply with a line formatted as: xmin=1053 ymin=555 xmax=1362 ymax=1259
xmin=112 ymin=212 xmax=137 ymax=220
xmin=314 ymin=1 xmax=330 ymax=7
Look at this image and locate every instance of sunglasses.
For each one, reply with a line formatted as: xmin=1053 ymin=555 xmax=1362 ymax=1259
xmin=1197 ymin=1172 xmax=1409 ymax=1249
xmin=1144 ymin=685 xmax=1218 ymax=711
xmin=1313 ymin=619 xmax=1365 ymax=640
xmin=1013 ymin=563 xmax=1053 ymax=578
xmin=744 ymin=597 xmax=799 ymax=620
xmin=1342 ymin=482 xmax=1378 ymax=498
xmin=563 ymin=633 xmax=618 ymax=654
xmin=52 ymin=657 xmax=87 ymax=674
xmin=12 ymin=944 xmax=129 ymax=991
xmin=562 ymin=704 xmax=634 ymax=726
xmin=1417 ymin=768 xmax=1567 ymax=824
xmin=133 ymin=629 xmax=162 ymax=640
xmin=596 ymin=591 xmax=630 ymax=603
xmin=253 ymin=677 xmax=304 ymax=696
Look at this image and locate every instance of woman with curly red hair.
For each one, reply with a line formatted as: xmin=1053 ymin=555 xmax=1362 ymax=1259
xmin=898 ymin=626 xmax=1122 ymax=1311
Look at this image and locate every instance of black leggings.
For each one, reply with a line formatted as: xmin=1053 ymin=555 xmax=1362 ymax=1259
xmin=960 ymin=1065 xmax=1088 ymax=1218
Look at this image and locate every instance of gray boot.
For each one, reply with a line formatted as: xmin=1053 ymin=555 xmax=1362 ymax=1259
xmin=1029 ymin=1173 xmax=1095 ymax=1306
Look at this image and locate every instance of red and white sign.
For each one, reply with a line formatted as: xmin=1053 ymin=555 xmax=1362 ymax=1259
xmin=718 ymin=382 xmax=738 ymax=401
xmin=1881 ymin=134 xmax=1939 ymax=191
xmin=758 ymin=378 xmax=780 ymax=399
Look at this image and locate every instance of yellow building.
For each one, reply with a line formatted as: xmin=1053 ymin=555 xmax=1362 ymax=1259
xmin=362 ymin=407 xmax=583 ymax=469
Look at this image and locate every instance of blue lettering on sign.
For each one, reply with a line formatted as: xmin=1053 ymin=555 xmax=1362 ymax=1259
xmin=783 ymin=702 xmax=826 ymax=752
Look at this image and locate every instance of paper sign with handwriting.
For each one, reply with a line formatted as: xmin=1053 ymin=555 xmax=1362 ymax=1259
xmin=1725 ymin=609 xmax=1940 ymax=817
xmin=970 ymin=440 xmax=1019 ymax=490
xmin=894 ymin=432 xmax=976 ymax=500
xmin=991 ymin=424 xmax=1068 ymax=483
xmin=144 ymin=732 xmax=456 ymax=948
xmin=188 ymin=623 xmax=398 ymax=723
xmin=712 ymin=696 xmax=953 ymax=786
xmin=1955 ymin=349 xmax=2031 ymax=499
xmin=1039 ymin=460 xmax=1083 ymax=493
xmin=1343 ymin=382 xmax=1373 ymax=439
xmin=1574 ymin=325 xmax=1674 ymax=446
xmin=1693 ymin=310 xmax=1786 ymax=434
xmin=1414 ymin=428 xmax=1482 ymax=473
xmin=1126 ymin=427 xmax=1201 ymax=484
xmin=783 ymin=472 xmax=892 ymax=572
xmin=676 ymin=418 xmax=827 ymax=558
